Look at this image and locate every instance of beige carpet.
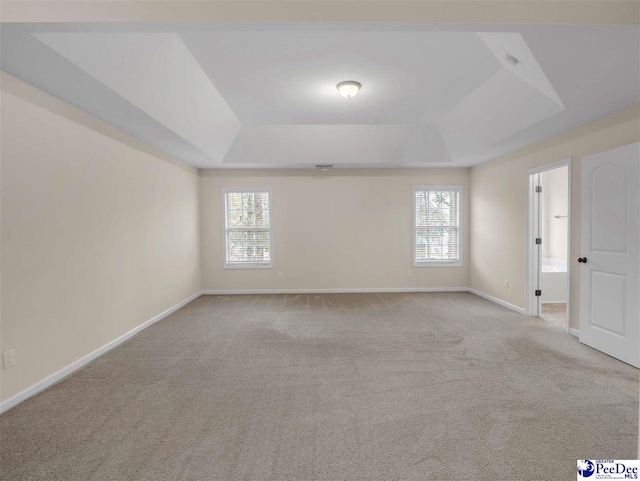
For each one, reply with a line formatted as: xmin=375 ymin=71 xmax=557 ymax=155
xmin=0 ymin=292 xmax=637 ymax=481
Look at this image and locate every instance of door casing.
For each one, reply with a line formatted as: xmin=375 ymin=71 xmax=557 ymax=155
xmin=525 ymin=158 xmax=572 ymax=333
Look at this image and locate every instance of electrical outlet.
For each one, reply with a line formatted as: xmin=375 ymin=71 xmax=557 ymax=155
xmin=278 ymin=271 xmax=284 ymax=279
xmin=3 ymin=349 xmax=15 ymax=370
xmin=504 ymin=280 xmax=509 ymax=289
xmin=407 ymin=269 xmax=413 ymax=278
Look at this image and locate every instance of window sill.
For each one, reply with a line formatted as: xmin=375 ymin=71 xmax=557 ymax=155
xmin=223 ymin=263 xmax=274 ymax=270
xmin=413 ymin=261 xmax=462 ymax=268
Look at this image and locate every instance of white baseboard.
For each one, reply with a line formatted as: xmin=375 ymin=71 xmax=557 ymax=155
xmin=569 ymin=328 xmax=579 ymax=338
xmin=202 ymin=288 xmax=527 ymax=316
xmin=467 ymin=288 xmax=526 ymax=315
xmin=201 ymin=287 xmax=469 ymax=295
xmin=0 ymin=291 xmax=202 ymax=414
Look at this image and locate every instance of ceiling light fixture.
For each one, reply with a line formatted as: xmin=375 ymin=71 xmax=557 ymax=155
xmin=336 ymin=81 xmax=361 ymax=98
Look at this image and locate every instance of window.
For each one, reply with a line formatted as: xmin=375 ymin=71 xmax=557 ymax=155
xmin=222 ymin=188 xmax=273 ymax=268
xmin=413 ymin=186 xmax=461 ymax=267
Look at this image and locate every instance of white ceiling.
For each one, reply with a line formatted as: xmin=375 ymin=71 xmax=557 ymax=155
xmin=1 ymin=22 xmax=638 ymax=169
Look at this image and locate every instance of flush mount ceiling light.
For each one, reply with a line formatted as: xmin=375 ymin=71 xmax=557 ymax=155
xmin=336 ymin=81 xmax=361 ymax=98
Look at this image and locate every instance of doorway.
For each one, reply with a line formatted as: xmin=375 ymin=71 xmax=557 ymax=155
xmin=526 ymin=159 xmax=571 ymax=332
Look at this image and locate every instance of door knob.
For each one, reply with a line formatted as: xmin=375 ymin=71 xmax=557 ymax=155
xmin=578 ymin=257 xmax=587 ymax=263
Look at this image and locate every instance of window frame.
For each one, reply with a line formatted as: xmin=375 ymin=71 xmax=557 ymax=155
xmin=221 ymin=187 xmax=274 ymax=270
xmin=412 ymin=185 xmax=462 ymax=268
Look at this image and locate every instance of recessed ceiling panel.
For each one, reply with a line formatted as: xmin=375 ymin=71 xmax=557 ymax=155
xmin=33 ymin=32 xmax=241 ymax=163
xmin=180 ymin=31 xmax=501 ymax=125
xmin=0 ymin=29 xmax=216 ymax=167
xmin=478 ymin=32 xmax=563 ymax=108
xmin=438 ymin=68 xmax=565 ymax=156
xmin=400 ymin=125 xmax=452 ymax=163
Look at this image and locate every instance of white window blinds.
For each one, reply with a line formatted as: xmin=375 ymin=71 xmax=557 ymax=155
xmin=223 ymin=188 xmax=273 ymax=268
xmin=414 ymin=187 xmax=461 ymax=265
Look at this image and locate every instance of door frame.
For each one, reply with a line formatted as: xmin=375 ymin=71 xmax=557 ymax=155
xmin=525 ymin=158 xmax=572 ymax=333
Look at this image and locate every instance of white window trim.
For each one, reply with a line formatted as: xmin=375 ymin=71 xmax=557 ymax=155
xmin=222 ymin=187 xmax=274 ymax=269
xmin=413 ymin=185 xmax=462 ymax=268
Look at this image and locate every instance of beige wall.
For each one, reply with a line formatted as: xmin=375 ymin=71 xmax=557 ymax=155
xmin=540 ymin=166 xmax=569 ymax=261
xmin=0 ymin=73 xmax=202 ymax=402
xmin=470 ymin=105 xmax=640 ymax=329
xmin=200 ymin=169 xmax=470 ymax=291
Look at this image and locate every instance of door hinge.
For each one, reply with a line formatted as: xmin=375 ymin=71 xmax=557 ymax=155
xmin=535 ymin=238 xmax=542 ymax=245
xmin=535 ymin=186 xmax=542 ymax=193
xmin=535 ymin=289 xmax=542 ymax=297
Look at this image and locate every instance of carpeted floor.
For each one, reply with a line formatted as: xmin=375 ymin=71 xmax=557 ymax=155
xmin=0 ymin=292 xmax=637 ymax=481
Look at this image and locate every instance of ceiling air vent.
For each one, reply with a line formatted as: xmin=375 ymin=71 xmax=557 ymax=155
xmin=313 ymin=165 xmax=334 ymax=180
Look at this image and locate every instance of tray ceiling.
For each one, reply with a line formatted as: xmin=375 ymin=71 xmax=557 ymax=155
xmin=1 ymin=22 xmax=638 ymax=169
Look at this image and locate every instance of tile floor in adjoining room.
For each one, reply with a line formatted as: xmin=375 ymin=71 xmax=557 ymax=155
xmin=540 ymin=302 xmax=568 ymax=330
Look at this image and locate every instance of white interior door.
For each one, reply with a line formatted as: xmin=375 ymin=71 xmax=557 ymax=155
xmin=579 ymin=142 xmax=640 ymax=367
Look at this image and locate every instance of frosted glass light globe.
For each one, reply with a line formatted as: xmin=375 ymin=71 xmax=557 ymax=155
xmin=336 ymin=81 xmax=361 ymax=98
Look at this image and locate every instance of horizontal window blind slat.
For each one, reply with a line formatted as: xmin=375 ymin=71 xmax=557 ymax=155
xmin=226 ymin=227 xmax=271 ymax=231
xmin=414 ymin=224 xmax=459 ymax=228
